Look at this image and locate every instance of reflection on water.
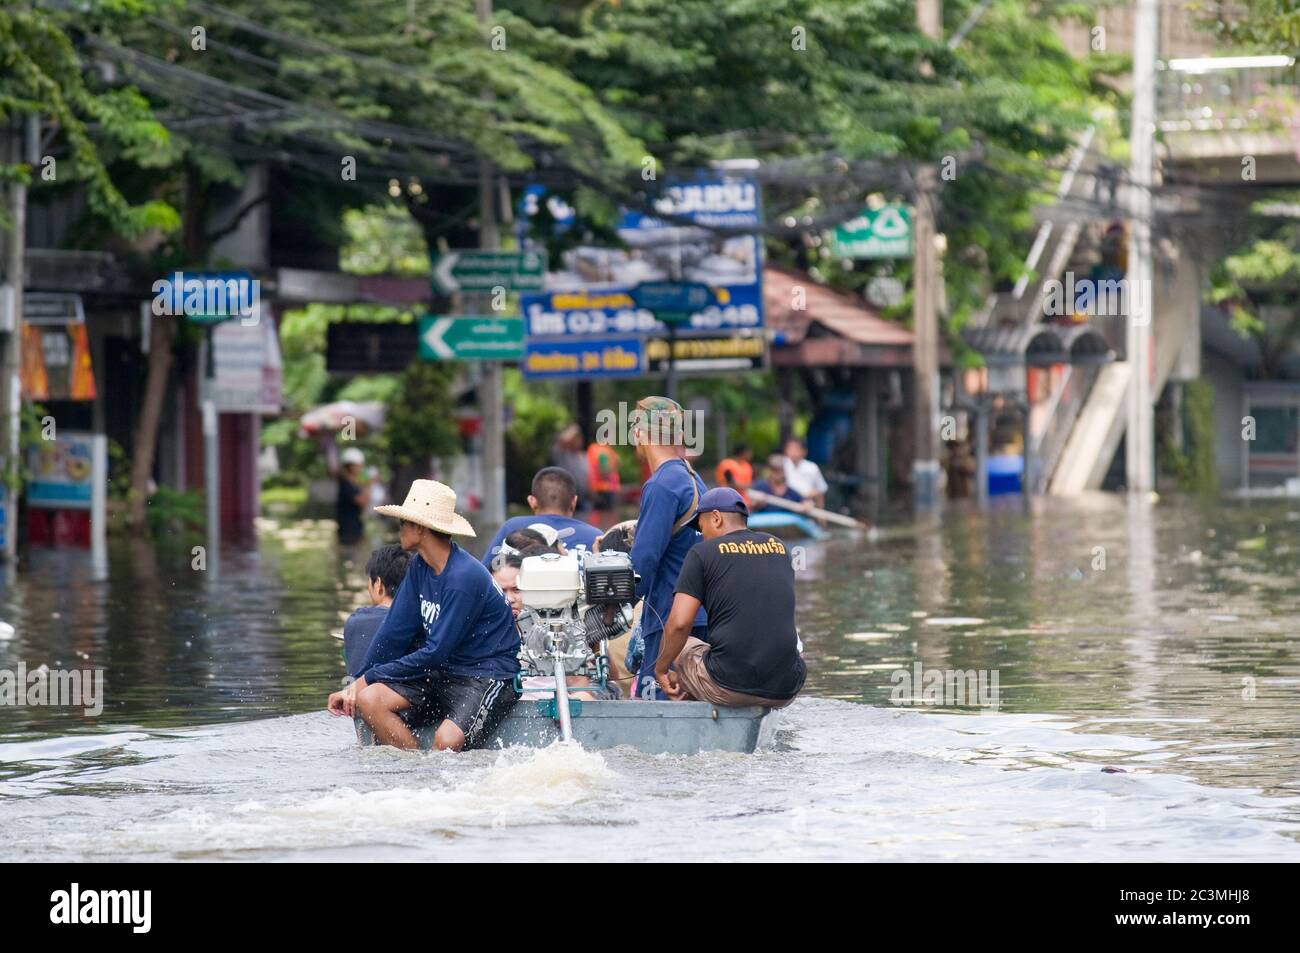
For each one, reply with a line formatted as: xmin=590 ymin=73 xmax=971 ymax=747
xmin=801 ymin=494 xmax=1300 ymax=800
xmin=1 ymin=495 xmax=1298 ymax=860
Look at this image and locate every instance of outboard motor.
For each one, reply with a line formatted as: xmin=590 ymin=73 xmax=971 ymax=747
xmin=516 ymin=550 xmax=638 ymax=741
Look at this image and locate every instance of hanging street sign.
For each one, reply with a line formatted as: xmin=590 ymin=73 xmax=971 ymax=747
xmin=152 ymin=271 xmax=260 ymax=324
xmin=645 ymin=334 xmax=767 ymax=375
xmin=866 ymin=275 xmax=906 ymax=308
xmin=631 ymin=281 xmax=715 ymax=315
xmin=327 ymin=322 xmax=420 ymax=373
xmin=419 ymin=315 xmax=525 ymax=361
xmin=521 ymin=336 xmax=644 ymax=380
xmin=832 ymin=205 xmax=913 ymax=259
xmin=432 ymin=250 xmax=547 ymax=293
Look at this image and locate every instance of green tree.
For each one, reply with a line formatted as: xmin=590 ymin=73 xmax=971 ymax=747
xmin=2 ymin=1 xmax=181 ymax=534
xmin=504 ymin=0 xmax=1114 ymax=327
xmin=0 ymin=1 xmax=178 ymax=232
xmin=1208 ymin=225 xmax=1300 ymax=378
xmin=1212 ymin=1 xmax=1300 ymax=49
xmin=382 ymin=361 xmax=462 ymax=476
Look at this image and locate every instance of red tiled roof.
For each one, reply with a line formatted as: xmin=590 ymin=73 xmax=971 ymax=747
xmin=764 ymin=266 xmax=914 ymax=348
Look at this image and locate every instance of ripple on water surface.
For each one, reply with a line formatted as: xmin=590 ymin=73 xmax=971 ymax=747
xmin=0 ymin=701 xmax=1296 ymax=862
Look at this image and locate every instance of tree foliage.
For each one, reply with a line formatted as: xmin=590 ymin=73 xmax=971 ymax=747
xmin=1209 ymin=220 xmax=1300 ymax=378
xmin=1209 ymin=0 xmax=1300 ymax=50
xmin=507 ymin=0 xmax=1115 ymax=326
xmin=0 ymin=0 xmax=178 ymax=233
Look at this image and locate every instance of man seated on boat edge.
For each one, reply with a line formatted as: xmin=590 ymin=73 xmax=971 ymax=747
xmin=327 ymin=480 xmax=520 ymax=751
xmin=655 ymin=488 xmax=806 ymax=709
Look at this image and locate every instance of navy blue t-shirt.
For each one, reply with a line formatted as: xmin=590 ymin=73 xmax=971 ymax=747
xmin=356 ymin=543 xmax=519 ymax=683
xmin=751 ymin=480 xmax=804 ymax=504
xmin=343 ymin=604 xmax=391 ymax=674
xmin=480 ymin=514 xmax=602 ymax=567
xmin=630 ymin=458 xmax=709 ymax=696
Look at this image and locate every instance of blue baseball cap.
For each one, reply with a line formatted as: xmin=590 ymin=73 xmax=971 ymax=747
xmin=689 ymin=487 xmax=749 ymax=529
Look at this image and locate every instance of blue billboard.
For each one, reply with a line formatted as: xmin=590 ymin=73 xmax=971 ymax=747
xmin=520 ymin=176 xmax=764 ymax=339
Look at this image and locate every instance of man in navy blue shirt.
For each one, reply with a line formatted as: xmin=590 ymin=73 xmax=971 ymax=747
xmin=628 ymin=396 xmax=708 ymax=699
xmin=480 ymin=466 xmax=602 ymax=568
xmin=327 ymin=480 xmax=520 ymax=751
xmin=750 ymin=456 xmax=812 ymax=511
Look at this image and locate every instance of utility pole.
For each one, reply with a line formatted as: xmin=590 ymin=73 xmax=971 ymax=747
xmin=476 ymin=0 xmax=506 ymax=527
xmin=1126 ymin=0 xmax=1157 ymax=493
xmin=201 ymin=329 xmax=220 ymax=579
xmin=911 ymin=165 xmax=941 ymax=509
xmin=912 ymin=0 xmax=943 ymax=510
xmin=917 ymin=0 xmax=943 ymax=42
xmin=1 ymin=115 xmax=37 ymax=564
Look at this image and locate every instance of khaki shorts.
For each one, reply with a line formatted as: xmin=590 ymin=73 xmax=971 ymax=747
xmin=672 ymin=637 xmax=797 ymax=709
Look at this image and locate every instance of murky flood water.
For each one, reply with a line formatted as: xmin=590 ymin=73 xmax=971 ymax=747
xmin=2 ymin=494 xmax=1298 ymax=861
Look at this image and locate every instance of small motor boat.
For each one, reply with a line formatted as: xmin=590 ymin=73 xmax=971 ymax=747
xmin=355 ymin=699 xmax=778 ymax=755
xmin=353 ymin=549 xmax=779 ymax=754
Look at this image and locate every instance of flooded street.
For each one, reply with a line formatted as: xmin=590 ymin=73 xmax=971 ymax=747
xmin=2 ymin=494 xmax=1298 ymax=861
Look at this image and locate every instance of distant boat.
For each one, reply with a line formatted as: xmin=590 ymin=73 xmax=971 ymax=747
xmin=748 ymin=510 xmax=830 ymax=540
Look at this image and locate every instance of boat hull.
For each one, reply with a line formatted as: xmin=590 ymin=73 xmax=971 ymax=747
xmin=747 ymin=511 xmax=829 ymax=540
xmin=354 ymin=699 xmax=778 ymax=755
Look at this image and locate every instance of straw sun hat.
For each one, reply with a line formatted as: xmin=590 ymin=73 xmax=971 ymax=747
xmin=374 ymin=479 xmax=476 ymax=537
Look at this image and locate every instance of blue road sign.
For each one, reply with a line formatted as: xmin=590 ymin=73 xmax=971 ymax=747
xmin=631 ymin=281 xmax=715 ymax=314
xmin=521 ymin=337 xmax=645 ymax=380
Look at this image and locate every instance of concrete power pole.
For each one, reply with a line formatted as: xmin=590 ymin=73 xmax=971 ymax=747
xmin=1126 ymin=0 xmax=1157 ymax=493
xmin=1 ymin=115 xmax=37 ymax=564
xmin=917 ymin=0 xmax=943 ymax=41
xmin=912 ymin=165 xmax=941 ymax=509
xmin=476 ymin=0 xmax=506 ymax=528
xmin=912 ymin=0 xmax=943 ymax=509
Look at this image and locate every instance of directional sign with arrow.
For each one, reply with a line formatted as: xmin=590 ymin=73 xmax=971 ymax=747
xmin=432 ymin=250 xmax=547 ymax=294
xmin=419 ymin=315 xmax=525 ymax=361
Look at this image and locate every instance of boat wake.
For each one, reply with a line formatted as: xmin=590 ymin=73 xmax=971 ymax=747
xmin=1 ymin=699 xmax=1297 ymax=861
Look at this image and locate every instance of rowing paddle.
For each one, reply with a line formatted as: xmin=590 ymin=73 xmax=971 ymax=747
xmin=746 ymin=489 xmax=869 ymax=530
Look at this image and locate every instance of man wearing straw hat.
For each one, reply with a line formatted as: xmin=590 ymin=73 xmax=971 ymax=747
xmin=327 ymin=480 xmax=520 ymax=751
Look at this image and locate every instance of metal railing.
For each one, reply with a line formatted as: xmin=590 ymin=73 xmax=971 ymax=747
xmin=1027 ymin=362 xmax=1102 ymax=495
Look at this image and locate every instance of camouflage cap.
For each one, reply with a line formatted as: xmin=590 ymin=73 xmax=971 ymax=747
xmin=634 ymin=395 xmax=685 ymax=445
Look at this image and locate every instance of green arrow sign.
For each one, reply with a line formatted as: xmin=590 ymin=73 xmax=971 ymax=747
xmin=432 ymin=250 xmax=547 ymax=293
xmin=419 ymin=315 xmax=525 ymax=361
xmin=832 ymin=205 xmax=913 ymax=259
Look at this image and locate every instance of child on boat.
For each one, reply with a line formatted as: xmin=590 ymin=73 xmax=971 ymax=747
xmin=342 ymin=544 xmax=410 ymax=675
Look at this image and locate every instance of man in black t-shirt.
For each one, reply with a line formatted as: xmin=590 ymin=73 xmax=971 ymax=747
xmin=655 ymin=488 xmax=805 ymax=707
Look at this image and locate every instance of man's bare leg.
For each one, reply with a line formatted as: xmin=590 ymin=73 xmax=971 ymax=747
xmin=432 ymin=719 xmax=466 ymax=752
xmin=357 ymin=683 xmax=419 ymax=749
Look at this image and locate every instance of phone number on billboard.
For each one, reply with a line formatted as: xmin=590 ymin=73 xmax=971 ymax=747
xmin=528 ymin=304 xmax=760 ymax=337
